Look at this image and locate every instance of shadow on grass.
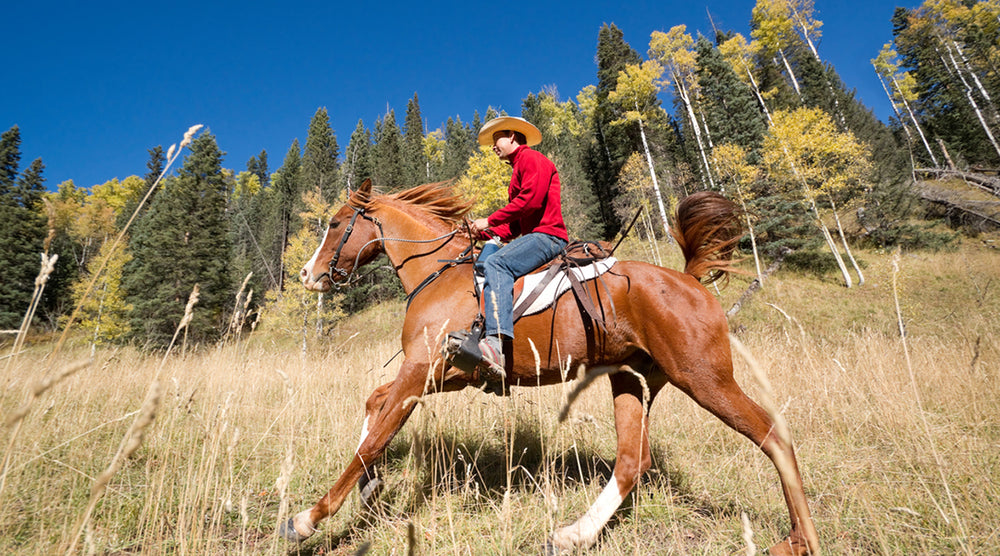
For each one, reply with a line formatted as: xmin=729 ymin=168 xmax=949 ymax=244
xmin=287 ymin=415 xmax=744 ymax=554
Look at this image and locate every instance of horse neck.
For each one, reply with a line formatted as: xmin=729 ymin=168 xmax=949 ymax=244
xmin=374 ymin=205 xmax=470 ymax=294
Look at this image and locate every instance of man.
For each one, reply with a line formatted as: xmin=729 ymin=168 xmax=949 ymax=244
xmin=468 ymin=116 xmax=568 ymax=376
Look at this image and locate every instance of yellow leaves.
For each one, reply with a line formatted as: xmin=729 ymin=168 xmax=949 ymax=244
xmin=719 ymin=33 xmax=761 ymax=85
xmin=649 ymin=26 xmax=696 ymax=87
xmin=576 ymin=85 xmax=598 ymax=123
xmin=712 ymin=144 xmax=759 ymax=202
xmin=231 ymin=171 xmax=261 ymax=201
xmin=423 ymin=129 xmax=446 ymax=169
xmin=608 ymin=61 xmax=664 ymax=124
xmin=751 ymin=0 xmax=797 ymax=55
xmin=455 ymin=146 xmax=512 ymax=216
xmin=67 ymin=238 xmax=133 ymax=344
xmin=298 ymin=187 xmax=337 ymax=233
xmin=762 ymin=108 xmax=872 ymax=198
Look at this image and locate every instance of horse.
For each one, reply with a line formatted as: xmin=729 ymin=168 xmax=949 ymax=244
xmin=291 ymin=179 xmax=819 ymax=555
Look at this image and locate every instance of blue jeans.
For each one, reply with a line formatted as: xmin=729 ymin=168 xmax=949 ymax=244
xmin=481 ymin=232 xmax=567 ymax=338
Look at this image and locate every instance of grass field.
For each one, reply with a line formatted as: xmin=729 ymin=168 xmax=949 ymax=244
xmin=1 ymin=236 xmax=998 ymax=555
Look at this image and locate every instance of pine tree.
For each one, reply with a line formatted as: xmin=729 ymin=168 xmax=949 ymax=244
xmin=343 ymin=120 xmax=373 ymax=193
xmin=124 ymin=131 xmax=233 ymax=345
xmin=266 ymin=140 xmax=304 ymax=291
xmin=695 ymin=35 xmax=767 ymax=161
xmin=247 ymin=149 xmax=270 ymax=188
xmin=403 ymin=93 xmax=426 ymax=185
xmin=0 ymin=125 xmax=23 ymax=203
xmin=0 ymin=126 xmax=47 ymax=329
xmin=442 ymin=116 xmax=475 ymax=179
xmin=117 ymin=146 xmax=165 ymax=230
xmin=588 ymin=23 xmax=643 ymax=238
xmin=16 ymin=158 xmax=46 ymax=214
xmin=302 ymin=107 xmax=341 ymax=204
xmin=374 ymin=110 xmax=405 ymax=189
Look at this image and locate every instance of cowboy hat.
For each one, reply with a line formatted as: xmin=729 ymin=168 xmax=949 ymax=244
xmin=477 ymin=116 xmax=543 ymax=147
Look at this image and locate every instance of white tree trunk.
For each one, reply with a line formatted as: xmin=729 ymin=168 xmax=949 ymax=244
xmin=809 ymin=197 xmax=852 ymax=288
xmin=885 ymin=74 xmax=940 ymax=168
xmin=829 ymin=196 xmax=864 ymax=286
xmin=636 ymin=108 xmax=672 ymax=240
xmin=674 ymin=70 xmax=717 ymax=190
xmin=778 ymin=50 xmax=802 ymax=97
xmin=943 ymin=40 xmax=1000 ymax=159
xmin=746 ymin=68 xmax=774 ymax=126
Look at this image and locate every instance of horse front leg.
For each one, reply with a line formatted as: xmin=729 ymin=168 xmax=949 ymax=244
xmin=356 ymin=380 xmax=394 ymax=507
xmin=280 ymin=360 xmax=430 ymax=542
xmin=549 ymin=370 xmax=657 ymax=552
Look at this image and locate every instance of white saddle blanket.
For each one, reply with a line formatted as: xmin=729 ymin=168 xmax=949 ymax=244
xmin=476 ymin=257 xmax=618 ymax=318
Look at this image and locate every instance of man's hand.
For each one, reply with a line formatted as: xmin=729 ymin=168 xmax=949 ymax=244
xmin=470 ymin=217 xmax=490 ymax=235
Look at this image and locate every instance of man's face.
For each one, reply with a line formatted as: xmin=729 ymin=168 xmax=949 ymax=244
xmin=492 ymin=131 xmax=518 ymax=159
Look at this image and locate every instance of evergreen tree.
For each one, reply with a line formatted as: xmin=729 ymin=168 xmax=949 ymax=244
xmin=117 ymin=146 xmax=165 ymax=230
xmin=374 ymin=110 xmax=405 ymax=190
xmin=264 ymin=139 xmax=304 ymax=291
xmin=0 ymin=125 xmax=23 ymax=203
xmin=892 ymin=5 xmax=1000 ymax=166
xmin=247 ymin=149 xmax=270 ymax=188
xmin=587 ymin=23 xmax=643 ymax=238
xmin=695 ymin=35 xmax=767 ymax=161
xmin=403 ymin=93 xmax=426 ymax=185
xmin=124 ymin=131 xmax=233 ymax=346
xmin=16 ymin=158 xmax=46 ymax=211
xmin=442 ymin=116 xmax=476 ymax=179
xmin=343 ymin=120 xmax=373 ymax=193
xmin=0 ymin=129 xmax=46 ymax=328
xmin=302 ymin=107 xmax=341 ymax=203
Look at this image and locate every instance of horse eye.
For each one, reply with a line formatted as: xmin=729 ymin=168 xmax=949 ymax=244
xmin=329 ymin=220 xmax=340 ymax=229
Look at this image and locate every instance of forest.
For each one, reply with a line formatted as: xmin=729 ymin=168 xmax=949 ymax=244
xmin=1 ymin=0 xmax=998 ymax=347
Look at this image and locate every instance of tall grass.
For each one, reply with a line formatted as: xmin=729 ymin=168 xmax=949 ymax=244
xmin=1 ymin=236 xmax=998 ymax=554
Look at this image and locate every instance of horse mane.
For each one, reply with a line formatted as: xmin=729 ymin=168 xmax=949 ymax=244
xmin=349 ymin=181 xmax=474 ymax=227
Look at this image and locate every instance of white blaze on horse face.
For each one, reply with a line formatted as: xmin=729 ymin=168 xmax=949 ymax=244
xmin=301 ymin=224 xmax=331 ymax=287
xmin=550 ymin=475 xmax=626 ymax=549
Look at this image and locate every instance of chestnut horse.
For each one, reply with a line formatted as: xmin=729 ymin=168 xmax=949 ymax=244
xmin=292 ymin=179 xmax=819 ymax=555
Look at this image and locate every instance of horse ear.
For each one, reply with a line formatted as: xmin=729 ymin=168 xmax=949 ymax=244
xmin=360 ymin=179 xmax=373 ymax=195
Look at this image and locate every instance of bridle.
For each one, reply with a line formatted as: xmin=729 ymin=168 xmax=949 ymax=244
xmin=316 ymin=204 xmax=462 ymax=289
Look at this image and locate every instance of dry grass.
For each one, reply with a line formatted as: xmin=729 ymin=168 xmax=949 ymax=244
xmin=1 ymin=235 xmax=998 ymax=554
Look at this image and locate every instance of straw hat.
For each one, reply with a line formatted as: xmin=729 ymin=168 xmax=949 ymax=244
xmin=477 ymin=116 xmax=543 ymax=147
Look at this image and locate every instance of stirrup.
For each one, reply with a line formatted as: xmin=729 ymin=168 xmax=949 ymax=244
xmin=442 ymin=327 xmax=508 ymax=393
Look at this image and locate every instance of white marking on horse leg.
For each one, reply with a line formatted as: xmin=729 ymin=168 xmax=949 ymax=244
xmin=550 ymin=472 xmax=626 ymax=549
xmin=355 ymin=415 xmax=370 ymax=454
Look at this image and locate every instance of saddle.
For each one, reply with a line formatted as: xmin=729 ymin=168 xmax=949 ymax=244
xmin=476 ymin=241 xmax=617 ymax=327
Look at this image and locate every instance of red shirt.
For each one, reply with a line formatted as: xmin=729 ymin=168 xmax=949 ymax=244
xmin=486 ymin=145 xmax=569 ymax=242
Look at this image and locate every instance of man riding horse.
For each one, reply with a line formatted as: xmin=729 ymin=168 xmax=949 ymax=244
xmin=452 ymin=116 xmax=569 ymax=379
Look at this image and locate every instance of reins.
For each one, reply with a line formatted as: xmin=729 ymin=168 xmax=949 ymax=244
xmin=320 ymin=204 xmax=465 ymax=289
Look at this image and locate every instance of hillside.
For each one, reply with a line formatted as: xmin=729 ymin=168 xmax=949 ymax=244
xmin=2 ymin=237 xmax=997 ymax=554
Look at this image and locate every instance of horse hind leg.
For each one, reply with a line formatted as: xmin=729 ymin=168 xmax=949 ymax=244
xmin=549 ymin=368 xmax=658 ymax=552
xmin=674 ymin=366 xmax=820 ymax=555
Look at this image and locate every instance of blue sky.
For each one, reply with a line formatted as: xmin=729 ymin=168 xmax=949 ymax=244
xmin=5 ymin=0 xmax=916 ymax=190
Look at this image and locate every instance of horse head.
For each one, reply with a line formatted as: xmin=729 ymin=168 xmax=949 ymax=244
xmin=300 ymin=179 xmax=384 ymax=292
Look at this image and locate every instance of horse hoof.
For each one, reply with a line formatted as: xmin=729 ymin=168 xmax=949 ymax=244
xmin=360 ymin=476 xmax=383 ymax=507
xmin=542 ymin=539 xmax=566 ymax=556
xmin=278 ymin=517 xmax=313 ymax=543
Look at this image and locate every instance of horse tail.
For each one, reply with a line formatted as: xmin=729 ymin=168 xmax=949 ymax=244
xmin=670 ymin=191 xmax=745 ymax=285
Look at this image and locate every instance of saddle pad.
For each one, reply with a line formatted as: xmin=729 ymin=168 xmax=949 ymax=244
xmin=475 ymin=257 xmax=618 ymax=319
